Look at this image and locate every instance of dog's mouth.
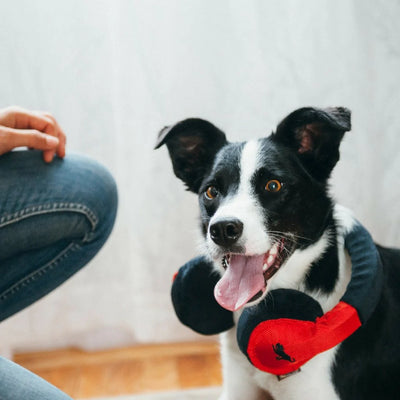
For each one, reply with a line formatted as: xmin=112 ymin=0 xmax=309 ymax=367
xmin=214 ymin=239 xmax=289 ymax=311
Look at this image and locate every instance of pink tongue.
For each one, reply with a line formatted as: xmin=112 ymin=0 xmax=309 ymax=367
xmin=214 ymin=254 xmax=266 ymax=311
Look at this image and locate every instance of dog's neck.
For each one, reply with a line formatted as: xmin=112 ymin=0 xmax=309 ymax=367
xmin=269 ymin=205 xmax=352 ymax=313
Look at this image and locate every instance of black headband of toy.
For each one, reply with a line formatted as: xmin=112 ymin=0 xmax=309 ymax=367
xmin=341 ymin=220 xmax=383 ymax=323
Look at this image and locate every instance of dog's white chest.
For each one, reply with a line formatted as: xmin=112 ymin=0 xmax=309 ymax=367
xmin=253 ymin=348 xmax=340 ymax=400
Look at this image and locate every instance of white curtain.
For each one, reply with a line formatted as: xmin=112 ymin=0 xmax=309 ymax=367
xmin=0 ymin=0 xmax=399 ymax=353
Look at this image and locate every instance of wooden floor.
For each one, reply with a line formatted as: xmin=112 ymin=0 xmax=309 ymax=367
xmin=13 ymin=342 xmax=222 ymax=399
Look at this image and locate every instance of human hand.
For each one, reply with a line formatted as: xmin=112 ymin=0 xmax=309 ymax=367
xmin=0 ymin=106 xmax=66 ymax=163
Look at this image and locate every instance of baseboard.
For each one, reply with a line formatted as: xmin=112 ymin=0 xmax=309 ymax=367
xmin=84 ymin=386 xmax=221 ymax=400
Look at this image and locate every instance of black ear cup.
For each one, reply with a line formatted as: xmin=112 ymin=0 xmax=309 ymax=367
xmin=171 ymin=256 xmax=234 ymax=335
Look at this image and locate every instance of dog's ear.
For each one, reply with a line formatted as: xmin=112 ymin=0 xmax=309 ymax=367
xmin=271 ymin=107 xmax=351 ymax=180
xmin=155 ymin=118 xmax=227 ymax=192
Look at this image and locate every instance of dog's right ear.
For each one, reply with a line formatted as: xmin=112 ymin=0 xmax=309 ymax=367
xmin=155 ymin=118 xmax=227 ymax=192
xmin=271 ymin=107 xmax=351 ymax=181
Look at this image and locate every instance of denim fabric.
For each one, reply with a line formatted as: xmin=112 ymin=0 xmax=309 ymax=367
xmin=0 ymin=358 xmax=72 ymax=400
xmin=0 ymin=150 xmax=118 ymax=399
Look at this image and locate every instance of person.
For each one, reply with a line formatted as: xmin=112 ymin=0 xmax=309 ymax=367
xmin=0 ymin=106 xmax=118 ymax=399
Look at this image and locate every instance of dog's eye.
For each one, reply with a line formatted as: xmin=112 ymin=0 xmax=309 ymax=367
xmin=265 ymin=180 xmax=282 ymax=192
xmin=205 ymin=186 xmax=218 ymax=200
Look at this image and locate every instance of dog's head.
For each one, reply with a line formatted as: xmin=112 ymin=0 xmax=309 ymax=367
xmin=156 ymin=107 xmax=351 ymax=311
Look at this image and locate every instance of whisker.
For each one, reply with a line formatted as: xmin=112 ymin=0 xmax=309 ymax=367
xmin=267 ymin=230 xmax=314 ymax=243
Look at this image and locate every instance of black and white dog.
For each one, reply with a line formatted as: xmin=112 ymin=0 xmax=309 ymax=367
xmin=157 ymin=107 xmax=400 ymax=400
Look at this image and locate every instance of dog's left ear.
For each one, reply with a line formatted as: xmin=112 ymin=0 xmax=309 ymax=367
xmin=271 ymin=107 xmax=351 ymax=180
xmin=155 ymin=118 xmax=227 ymax=192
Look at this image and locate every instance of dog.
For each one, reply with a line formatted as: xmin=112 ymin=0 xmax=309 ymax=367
xmin=156 ymin=107 xmax=400 ymax=400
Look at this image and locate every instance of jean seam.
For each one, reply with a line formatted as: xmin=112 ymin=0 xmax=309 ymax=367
xmin=0 ymin=203 xmax=98 ymax=230
xmin=0 ymin=242 xmax=81 ymax=301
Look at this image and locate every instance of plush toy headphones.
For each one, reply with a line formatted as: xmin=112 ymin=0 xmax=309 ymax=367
xmin=171 ymin=220 xmax=383 ymax=377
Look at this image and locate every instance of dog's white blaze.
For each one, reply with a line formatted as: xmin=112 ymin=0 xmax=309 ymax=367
xmin=238 ymin=140 xmax=260 ymax=195
xmin=208 ymin=140 xmax=271 ymax=255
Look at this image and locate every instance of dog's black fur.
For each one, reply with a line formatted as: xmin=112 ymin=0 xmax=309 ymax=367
xmin=157 ymin=107 xmax=400 ymax=399
xmin=333 ymin=244 xmax=400 ymax=399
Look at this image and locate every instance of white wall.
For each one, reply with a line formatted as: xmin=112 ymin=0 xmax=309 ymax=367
xmin=0 ymin=0 xmax=399 ymax=353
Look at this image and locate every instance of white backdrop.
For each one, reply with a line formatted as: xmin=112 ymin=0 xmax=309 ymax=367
xmin=0 ymin=0 xmax=399 ymax=353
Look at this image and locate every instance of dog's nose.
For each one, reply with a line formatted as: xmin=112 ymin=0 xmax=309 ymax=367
xmin=210 ymin=219 xmax=243 ymax=247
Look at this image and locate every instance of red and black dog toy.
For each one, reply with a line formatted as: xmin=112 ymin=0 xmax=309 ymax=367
xmin=171 ymin=221 xmax=382 ymax=376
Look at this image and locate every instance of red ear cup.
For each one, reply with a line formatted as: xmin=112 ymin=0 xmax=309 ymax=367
xmin=237 ymin=290 xmax=361 ymax=375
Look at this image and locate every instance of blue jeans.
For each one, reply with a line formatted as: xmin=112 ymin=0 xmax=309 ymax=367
xmin=0 ymin=150 xmax=118 ymax=399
